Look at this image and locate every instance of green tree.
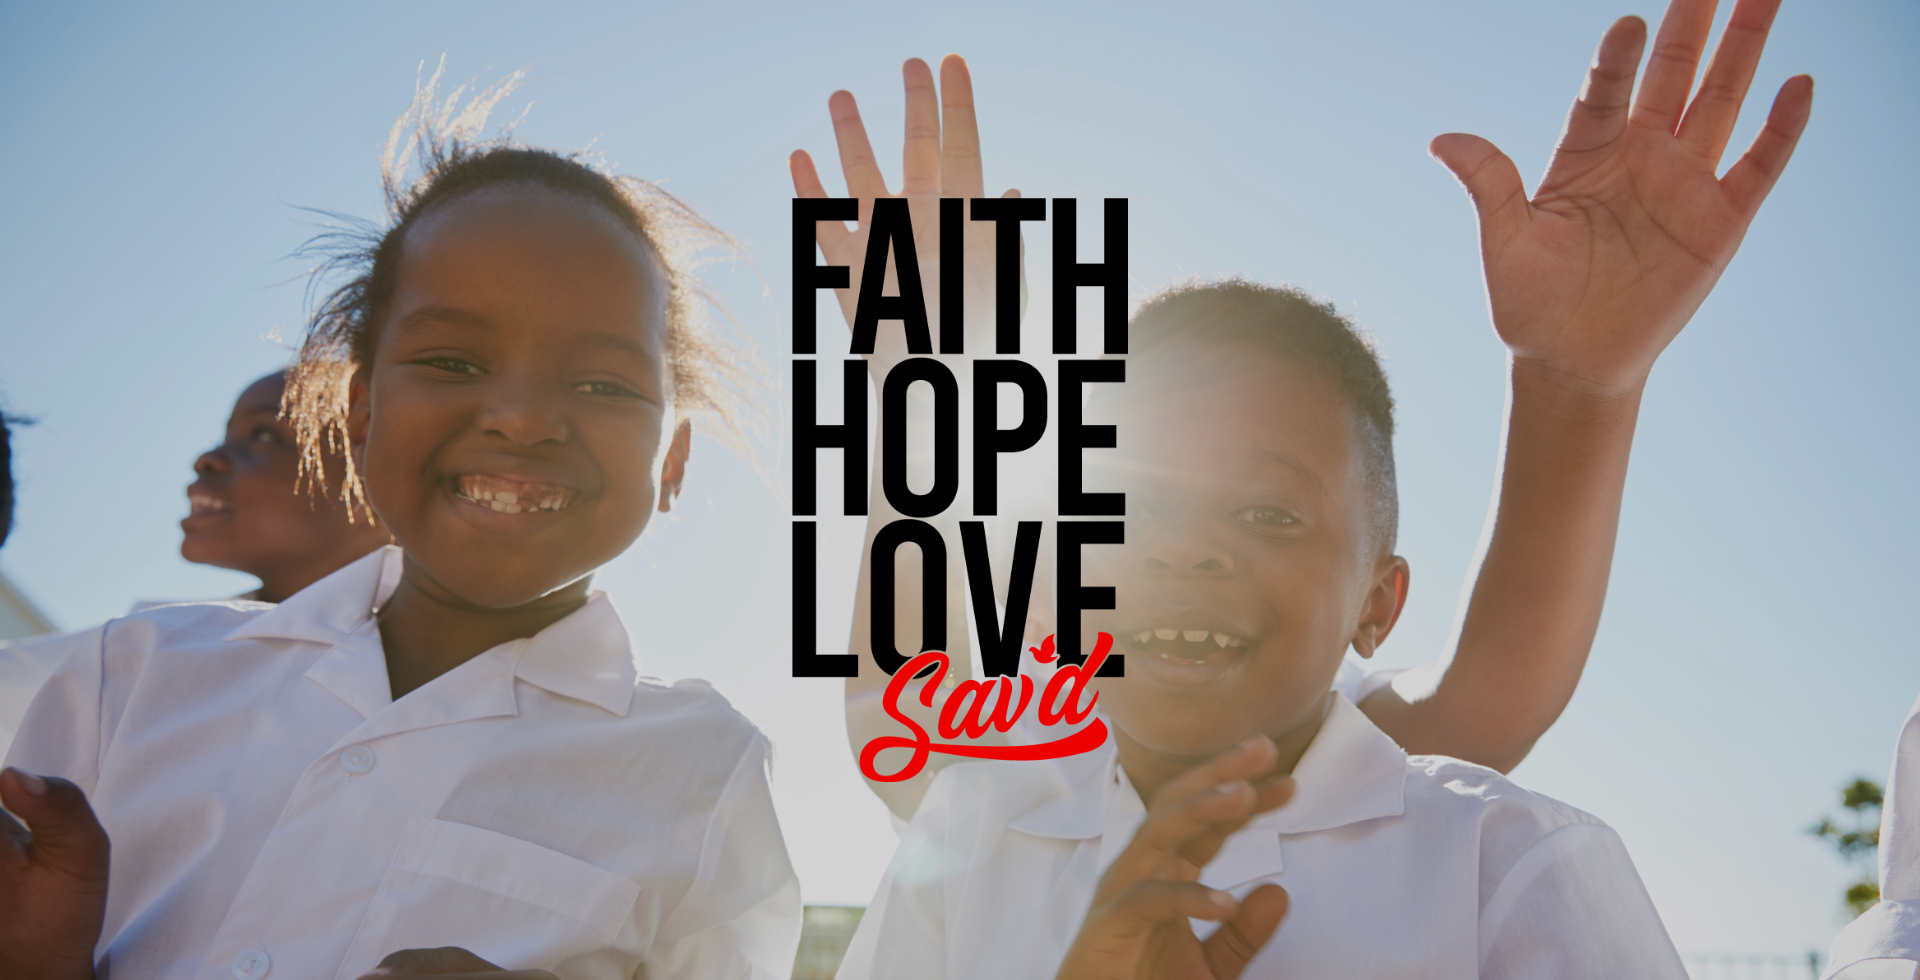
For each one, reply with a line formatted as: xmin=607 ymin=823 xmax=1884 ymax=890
xmin=1810 ymin=778 xmax=1884 ymax=916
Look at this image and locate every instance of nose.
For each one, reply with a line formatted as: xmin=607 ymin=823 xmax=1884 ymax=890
xmin=1140 ymin=515 xmax=1234 ymax=575
xmin=192 ymin=445 xmax=231 ymax=478
xmin=476 ymin=373 xmax=570 ymax=447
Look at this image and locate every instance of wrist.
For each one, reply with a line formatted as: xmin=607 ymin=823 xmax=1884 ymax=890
xmin=1508 ymin=356 xmax=1646 ymax=426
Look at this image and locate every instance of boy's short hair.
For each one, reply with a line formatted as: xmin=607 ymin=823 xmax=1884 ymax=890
xmin=1128 ymin=278 xmax=1398 ymax=553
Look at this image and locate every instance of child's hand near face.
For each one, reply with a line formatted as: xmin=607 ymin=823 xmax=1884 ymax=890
xmin=1432 ymin=0 xmax=1811 ymax=394
xmin=1056 ymin=737 xmax=1295 ymax=980
xmin=0 ymin=768 xmax=108 ymax=980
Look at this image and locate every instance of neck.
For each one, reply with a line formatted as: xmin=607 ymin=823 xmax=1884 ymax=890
xmin=1115 ymin=693 xmax=1329 ymax=804
xmin=375 ymin=555 xmax=592 ymax=699
xmin=252 ymin=540 xmax=388 ymax=604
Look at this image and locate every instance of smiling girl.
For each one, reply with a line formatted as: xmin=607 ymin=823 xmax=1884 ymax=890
xmin=0 ymin=72 xmax=794 ymax=980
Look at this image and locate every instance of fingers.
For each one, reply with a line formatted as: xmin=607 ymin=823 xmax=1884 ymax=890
xmin=827 ymin=90 xmax=890 ymax=201
xmin=1556 ymin=17 xmax=1646 ymax=158
xmin=1102 ymin=880 xmax=1241 ymax=934
xmin=1631 ymin=0 xmax=1720 ymax=134
xmin=1676 ymin=0 xmax=1784 ymax=165
xmin=1098 ymin=738 xmax=1287 ymax=896
xmin=1201 ymin=884 xmax=1290 ymax=980
xmin=939 ymin=54 xmax=985 ymax=199
xmin=901 ymin=58 xmax=942 ymax=196
xmin=363 ymin=946 xmax=522 ymax=976
xmin=0 ymin=769 xmax=109 ymax=880
xmin=789 ymin=150 xmax=853 ymax=257
xmin=1720 ymin=73 xmax=1813 ymax=215
xmin=1429 ymin=133 xmax=1531 ymax=249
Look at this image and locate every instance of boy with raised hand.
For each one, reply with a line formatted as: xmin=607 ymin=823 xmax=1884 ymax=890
xmin=798 ymin=0 xmax=1812 ymax=974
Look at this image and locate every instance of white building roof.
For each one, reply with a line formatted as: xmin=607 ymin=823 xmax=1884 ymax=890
xmin=0 ymin=570 xmax=55 ymax=641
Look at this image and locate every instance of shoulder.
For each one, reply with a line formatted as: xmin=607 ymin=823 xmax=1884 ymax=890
xmin=107 ymin=599 xmax=277 ymax=648
xmin=622 ymin=675 xmax=770 ymax=763
xmin=1403 ymin=754 xmax=1620 ymax=877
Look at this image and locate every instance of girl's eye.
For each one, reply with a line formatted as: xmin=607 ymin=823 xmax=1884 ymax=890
xmin=1233 ymin=505 xmax=1300 ymax=528
xmin=417 ymin=356 xmax=483 ymax=376
xmin=573 ymin=379 xmax=643 ymax=400
xmin=250 ymin=427 xmax=283 ymax=445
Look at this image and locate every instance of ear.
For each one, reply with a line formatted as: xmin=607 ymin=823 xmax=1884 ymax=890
xmin=1349 ymin=555 xmax=1410 ymax=660
xmin=346 ymin=370 xmax=372 ymax=454
xmin=656 ymin=419 xmax=693 ymax=513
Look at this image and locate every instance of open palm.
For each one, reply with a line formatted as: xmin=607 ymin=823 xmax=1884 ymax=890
xmin=1432 ymin=0 xmax=1813 ymax=394
xmin=791 ymin=54 xmax=1020 ymax=372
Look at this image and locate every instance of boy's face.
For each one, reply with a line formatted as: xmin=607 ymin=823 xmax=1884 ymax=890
xmin=350 ymin=184 xmax=687 ymax=609
xmin=182 ymin=373 xmax=366 ymax=576
xmin=1087 ymin=342 xmax=1406 ymax=760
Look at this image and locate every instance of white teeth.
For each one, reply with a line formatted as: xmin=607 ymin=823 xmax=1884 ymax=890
xmin=1214 ymin=634 xmax=1231 ymax=648
xmin=1182 ymin=630 xmax=1208 ymax=642
xmin=495 ymin=491 xmax=517 ymax=504
xmin=1154 ymin=629 xmax=1178 ymax=641
xmin=1134 ymin=631 xmax=1152 ymax=643
xmin=489 ymin=500 xmax=522 ymax=514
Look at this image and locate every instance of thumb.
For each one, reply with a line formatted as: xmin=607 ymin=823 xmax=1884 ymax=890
xmin=1201 ymin=884 xmax=1289 ymax=980
xmin=1429 ymin=133 xmax=1530 ymax=245
xmin=0 ymin=768 xmax=110 ymax=880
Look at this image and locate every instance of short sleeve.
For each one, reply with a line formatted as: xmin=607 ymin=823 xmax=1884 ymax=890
xmin=1479 ymin=821 xmax=1688 ymax=980
xmin=2 ymin=625 xmax=106 ymax=791
xmin=643 ymin=732 xmax=801 ymax=980
xmin=835 ymin=768 xmax=958 ymax=980
xmin=1824 ymin=901 xmax=1920 ymax=980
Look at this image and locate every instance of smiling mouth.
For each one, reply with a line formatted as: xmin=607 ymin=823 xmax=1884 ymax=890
xmin=187 ymin=492 xmax=231 ymax=517
xmin=1126 ymin=628 xmax=1250 ymax=665
xmin=452 ymin=474 xmax=578 ymax=514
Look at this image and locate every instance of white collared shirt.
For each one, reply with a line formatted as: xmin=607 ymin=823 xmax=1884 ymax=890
xmin=838 ymin=694 xmax=1685 ymax=979
xmin=5 ymin=547 xmax=800 ymax=980
xmin=1823 ymin=692 xmax=1920 ymax=980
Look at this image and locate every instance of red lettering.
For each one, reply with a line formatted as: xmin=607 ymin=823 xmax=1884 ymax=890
xmin=857 ymin=634 xmax=1113 ymax=783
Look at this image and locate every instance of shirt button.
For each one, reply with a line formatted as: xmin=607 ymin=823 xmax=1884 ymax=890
xmin=339 ymin=745 xmax=375 ymax=775
xmin=231 ymin=948 xmax=271 ymax=980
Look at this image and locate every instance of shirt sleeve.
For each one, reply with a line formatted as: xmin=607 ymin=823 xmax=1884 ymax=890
xmin=2 ymin=624 xmax=106 ymax=792
xmin=1478 ymin=821 xmax=1690 ymax=980
xmin=834 ymin=768 xmax=958 ymax=980
xmin=1824 ymin=901 xmax=1920 ymax=980
xmin=642 ymin=732 xmax=801 ymax=980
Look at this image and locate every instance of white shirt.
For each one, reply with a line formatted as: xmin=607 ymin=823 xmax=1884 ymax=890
xmin=5 ymin=546 xmax=800 ymax=980
xmin=1824 ymin=692 xmax=1920 ymax=980
xmin=838 ymin=693 xmax=1685 ymax=980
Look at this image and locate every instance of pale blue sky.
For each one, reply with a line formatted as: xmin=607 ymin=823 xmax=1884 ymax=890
xmin=1 ymin=0 xmax=1914 ymax=962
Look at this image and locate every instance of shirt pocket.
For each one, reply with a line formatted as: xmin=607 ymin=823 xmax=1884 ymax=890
xmin=337 ymin=815 xmax=642 ymax=979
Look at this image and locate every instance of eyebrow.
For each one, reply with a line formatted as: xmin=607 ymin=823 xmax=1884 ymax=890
xmin=1253 ymin=450 xmax=1328 ymax=498
xmin=395 ymin=304 xmax=493 ymax=334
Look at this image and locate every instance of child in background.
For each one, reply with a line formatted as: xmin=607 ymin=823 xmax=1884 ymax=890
xmin=173 ymin=369 xmax=392 ymax=604
xmin=0 ymin=70 xmax=796 ymax=980
xmin=1 ymin=371 xmax=392 ymax=762
xmin=807 ymin=0 xmax=1813 ymax=974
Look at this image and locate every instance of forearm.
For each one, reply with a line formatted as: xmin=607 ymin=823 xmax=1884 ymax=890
xmin=1368 ymin=357 xmax=1643 ymax=770
xmin=843 ymin=373 xmax=978 ymax=819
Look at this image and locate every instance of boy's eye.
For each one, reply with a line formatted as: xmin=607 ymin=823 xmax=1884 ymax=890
xmin=1233 ymin=505 xmax=1299 ymax=527
xmin=416 ymin=356 xmax=484 ymax=377
xmin=250 ymin=426 xmax=283 ymax=445
xmin=573 ymin=379 xmax=643 ymax=400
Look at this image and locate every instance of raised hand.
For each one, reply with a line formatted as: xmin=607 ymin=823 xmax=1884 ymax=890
xmin=790 ymin=54 xmax=1020 ymax=372
xmin=1431 ymin=0 xmax=1813 ymax=395
xmin=1056 ymin=738 xmax=1295 ymax=980
xmin=0 ymin=768 xmax=109 ymax=980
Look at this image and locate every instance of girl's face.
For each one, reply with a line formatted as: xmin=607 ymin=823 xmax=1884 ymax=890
xmin=349 ymin=184 xmax=688 ymax=610
xmin=182 ymin=372 xmax=380 ymax=590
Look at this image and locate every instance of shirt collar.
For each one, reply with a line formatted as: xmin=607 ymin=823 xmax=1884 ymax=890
xmin=230 ymin=545 xmax=636 ymax=718
xmin=1005 ymin=694 xmax=1407 ymax=881
xmin=222 ymin=545 xmax=402 ymax=646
